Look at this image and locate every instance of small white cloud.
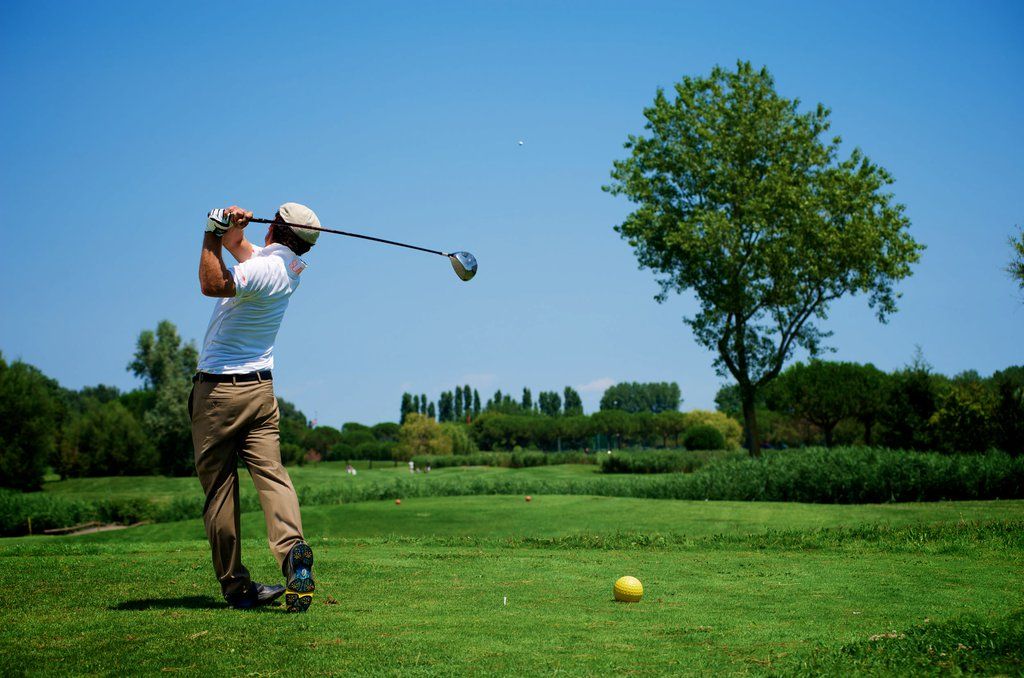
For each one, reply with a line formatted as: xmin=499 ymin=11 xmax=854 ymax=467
xmin=577 ymin=377 xmax=616 ymax=394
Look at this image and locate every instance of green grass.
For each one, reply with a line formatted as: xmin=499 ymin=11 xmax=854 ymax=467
xmin=58 ymin=494 xmax=1024 ymax=543
xmin=2 ymin=495 xmax=1022 ymax=675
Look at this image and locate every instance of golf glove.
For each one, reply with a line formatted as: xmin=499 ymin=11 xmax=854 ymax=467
xmin=206 ymin=208 xmax=231 ymax=237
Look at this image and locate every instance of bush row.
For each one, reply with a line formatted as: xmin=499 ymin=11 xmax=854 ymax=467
xmin=5 ymin=448 xmax=1023 ymax=537
xmin=599 ymin=449 xmax=745 ymax=474
xmin=294 ymin=448 xmax=1024 ymax=505
xmin=410 ymin=451 xmax=594 ymax=469
xmin=0 ymin=491 xmax=217 ymax=537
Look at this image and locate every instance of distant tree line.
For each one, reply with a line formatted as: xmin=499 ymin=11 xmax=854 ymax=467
xmin=403 ymin=386 xmax=481 ymax=424
xmin=0 ymin=321 xmax=379 ymax=490
xmin=466 ymin=408 xmax=739 ymax=453
xmin=401 ymin=385 xmax=586 ymax=422
xmin=715 ymin=356 xmax=1024 ymax=455
xmin=399 ymin=381 xmax=680 ymax=423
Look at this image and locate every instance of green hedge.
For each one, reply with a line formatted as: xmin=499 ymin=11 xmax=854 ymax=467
xmin=410 ymin=451 xmax=595 ymax=469
xmin=4 ymin=448 xmax=1023 ymax=536
xmin=600 ymin=449 xmax=744 ymax=474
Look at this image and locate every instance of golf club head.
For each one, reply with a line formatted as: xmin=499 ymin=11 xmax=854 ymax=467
xmin=449 ymin=251 xmax=478 ymax=281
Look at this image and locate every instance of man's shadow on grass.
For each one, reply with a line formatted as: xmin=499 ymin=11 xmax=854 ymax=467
xmin=111 ymin=596 xmax=224 ymax=611
xmin=111 ymin=596 xmax=283 ymax=612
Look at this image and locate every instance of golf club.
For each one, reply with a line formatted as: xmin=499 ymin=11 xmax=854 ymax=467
xmin=247 ymin=217 xmax=478 ymax=281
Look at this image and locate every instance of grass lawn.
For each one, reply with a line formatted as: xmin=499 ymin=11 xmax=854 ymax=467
xmin=2 ymin=494 xmax=1022 ymax=675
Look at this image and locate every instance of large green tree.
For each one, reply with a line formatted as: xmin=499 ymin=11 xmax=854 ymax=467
xmin=0 ymin=354 xmax=58 ymax=490
xmin=766 ymin=360 xmax=866 ymax=447
xmin=128 ymin=320 xmax=198 ymax=475
xmin=878 ymin=351 xmax=943 ymax=451
xmin=605 ymin=61 xmax=923 ymax=455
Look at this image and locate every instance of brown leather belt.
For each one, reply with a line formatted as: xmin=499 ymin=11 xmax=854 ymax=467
xmin=193 ymin=371 xmax=273 ymax=384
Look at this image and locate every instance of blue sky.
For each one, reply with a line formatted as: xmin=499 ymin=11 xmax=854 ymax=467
xmin=1 ymin=1 xmax=1022 ymax=425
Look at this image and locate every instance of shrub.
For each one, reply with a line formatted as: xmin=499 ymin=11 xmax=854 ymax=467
xmin=683 ymin=424 xmax=726 ymax=451
xmin=682 ymin=410 xmax=742 ymax=449
xmin=440 ymin=423 xmax=477 ymax=455
xmin=0 ymin=490 xmax=96 ymax=536
xmin=280 ymin=442 xmax=306 ymax=466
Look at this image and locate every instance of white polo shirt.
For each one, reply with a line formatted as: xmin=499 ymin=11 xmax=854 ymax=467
xmin=197 ymin=244 xmax=307 ymax=374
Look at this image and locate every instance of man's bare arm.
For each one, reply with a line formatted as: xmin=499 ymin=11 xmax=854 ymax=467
xmin=222 ymin=206 xmax=255 ymax=262
xmin=199 ymin=233 xmax=237 ymax=297
xmin=222 ymin=228 xmax=254 ymax=263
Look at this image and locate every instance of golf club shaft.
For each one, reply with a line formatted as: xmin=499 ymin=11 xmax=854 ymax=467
xmin=248 ymin=217 xmax=448 ymax=258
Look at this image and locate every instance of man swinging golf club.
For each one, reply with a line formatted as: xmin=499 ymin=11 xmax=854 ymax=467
xmin=190 ymin=202 xmax=318 ymax=612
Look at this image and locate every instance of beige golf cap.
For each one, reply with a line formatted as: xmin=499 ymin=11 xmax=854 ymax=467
xmin=278 ymin=202 xmax=321 ymax=245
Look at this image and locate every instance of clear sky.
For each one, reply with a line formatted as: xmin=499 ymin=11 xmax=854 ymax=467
xmin=1 ymin=1 xmax=1022 ymax=426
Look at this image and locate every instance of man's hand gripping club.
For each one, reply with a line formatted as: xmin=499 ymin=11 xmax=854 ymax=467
xmin=199 ymin=205 xmax=253 ymax=298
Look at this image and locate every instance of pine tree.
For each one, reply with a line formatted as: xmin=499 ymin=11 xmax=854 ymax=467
xmin=427 ymin=401 xmax=436 ymax=420
xmin=453 ymin=388 xmax=463 ymax=421
xmin=473 ymin=389 xmax=481 ymax=417
xmin=400 ymin=392 xmax=414 ymax=423
xmin=420 ymin=393 xmax=428 ymax=415
xmin=522 ymin=387 xmax=533 ymax=410
xmin=438 ymin=391 xmax=454 ymax=422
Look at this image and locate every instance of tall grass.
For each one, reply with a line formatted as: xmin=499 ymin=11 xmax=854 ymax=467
xmin=600 ymin=449 xmax=744 ymax=473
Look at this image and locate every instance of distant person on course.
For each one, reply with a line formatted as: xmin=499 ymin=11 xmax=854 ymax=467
xmin=190 ymin=203 xmax=318 ymax=612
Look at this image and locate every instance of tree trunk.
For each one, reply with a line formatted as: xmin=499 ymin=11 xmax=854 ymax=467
xmin=741 ymin=386 xmax=761 ymax=457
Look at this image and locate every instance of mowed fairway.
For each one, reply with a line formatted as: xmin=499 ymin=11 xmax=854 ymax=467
xmin=3 ymin=490 xmax=1023 ymax=676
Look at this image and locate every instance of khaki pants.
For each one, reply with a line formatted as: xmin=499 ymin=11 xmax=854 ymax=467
xmin=189 ymin=378 xmax=304 ymax=600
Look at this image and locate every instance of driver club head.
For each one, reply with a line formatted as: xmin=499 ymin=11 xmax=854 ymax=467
xmin=448 ymin=251 xmax=478 ymax=281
